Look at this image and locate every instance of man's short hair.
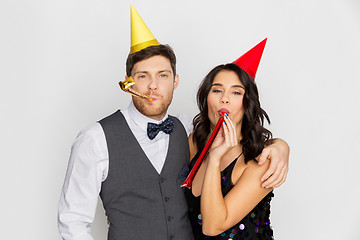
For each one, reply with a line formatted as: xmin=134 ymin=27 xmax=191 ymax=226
xmin=126 ymin=44 xmax=177 ymax=77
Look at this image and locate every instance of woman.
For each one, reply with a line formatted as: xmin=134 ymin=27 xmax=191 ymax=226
xmin=185 ymin=41 xmax=275 ymax=239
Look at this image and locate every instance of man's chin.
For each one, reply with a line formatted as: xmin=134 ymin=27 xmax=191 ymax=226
xmin=134 ymin=102 xmax=166 ymax=118
xmin=133 ymin=95 xmax=173 ymax=118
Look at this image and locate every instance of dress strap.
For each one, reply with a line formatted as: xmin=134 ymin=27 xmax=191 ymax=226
xmin=234 ymin=151 xmax=244 ymax=162
xmin=222 ymin=151 xmax=244 ymax=174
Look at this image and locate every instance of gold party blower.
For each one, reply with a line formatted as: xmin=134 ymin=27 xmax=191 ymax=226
xmin=119 ymin=77 xmax=153 ymax=102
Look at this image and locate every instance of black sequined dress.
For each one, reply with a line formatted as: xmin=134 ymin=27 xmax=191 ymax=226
xmin=185 ymin=152 xmax=274 ymax=240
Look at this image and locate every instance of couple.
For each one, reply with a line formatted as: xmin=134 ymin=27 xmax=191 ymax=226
xmin=58 ymin=5 xmax=289 ymax=240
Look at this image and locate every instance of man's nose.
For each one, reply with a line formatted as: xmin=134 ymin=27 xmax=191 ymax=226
xmin=148 ymin=76 xmax=158 ymax=91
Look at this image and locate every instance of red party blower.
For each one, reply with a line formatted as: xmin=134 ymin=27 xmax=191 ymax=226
xmin=181 ymin=110 xmax=227 ymax=189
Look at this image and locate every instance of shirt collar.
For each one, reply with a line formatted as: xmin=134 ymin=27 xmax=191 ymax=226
xmin=127 ymin=101 xmax=169 ymax=132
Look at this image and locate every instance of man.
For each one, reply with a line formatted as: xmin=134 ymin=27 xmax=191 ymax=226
xmin=58 ymin=5 xmax=289 ymax=240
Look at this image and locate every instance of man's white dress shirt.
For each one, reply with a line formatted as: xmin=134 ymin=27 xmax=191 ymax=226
xmin=58 ymin=101 xmax=192 ymax=240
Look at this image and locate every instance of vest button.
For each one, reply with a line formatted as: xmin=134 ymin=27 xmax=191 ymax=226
xmin=167 ymin=216 xmax=173 ymax=221
xmin=160 ymin=177 xmax=165 ymax=183
xmin=164 ymin=197 xmax=170 ymax=202
xmin=169 ymin=235 xmax=175 ymax=240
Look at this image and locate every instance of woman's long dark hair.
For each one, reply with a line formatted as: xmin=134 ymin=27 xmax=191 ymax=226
xmin=192 ymin=63 xmax=272 ymax=163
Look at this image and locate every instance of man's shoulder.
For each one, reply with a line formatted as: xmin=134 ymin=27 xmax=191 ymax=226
xmin=77 ymin=122 xmax=105 ymax=142
xmin=98 ymin=110 xmax=123 ymax=125
xmin=79 ymin=109 xmax=125 ymax=139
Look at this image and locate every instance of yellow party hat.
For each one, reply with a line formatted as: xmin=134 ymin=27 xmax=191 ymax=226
xmin=130 ymin=4 xmax=159 ymax=54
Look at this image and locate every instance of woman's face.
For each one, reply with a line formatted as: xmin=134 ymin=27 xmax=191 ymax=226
xmin=207 ymin=70 xmax=246 ymax=129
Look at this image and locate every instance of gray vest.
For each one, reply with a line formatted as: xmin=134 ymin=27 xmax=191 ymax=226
xmin=99 ymin=110 xmax=194 ymax=240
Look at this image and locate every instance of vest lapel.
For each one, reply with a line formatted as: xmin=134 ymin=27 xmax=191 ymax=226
xmin=118 ymin=111 xmax=162 ymax=176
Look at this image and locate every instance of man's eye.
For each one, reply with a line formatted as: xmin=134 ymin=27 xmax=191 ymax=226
xmin=160 ymin=74 xmax=168 ymax=78
xmin=138 ymin=75 xmax=146 ymax=79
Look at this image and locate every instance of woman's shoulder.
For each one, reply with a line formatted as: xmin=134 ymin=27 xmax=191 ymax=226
xmin=188 ymin=133 xmax=198 ymax=161
xmin=234 ymin=157 xmax=271 ymax=184
xmin=245 ymin=158 xmax=271 ymax=174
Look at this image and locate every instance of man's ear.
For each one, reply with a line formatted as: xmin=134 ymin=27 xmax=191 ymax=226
xmin=173 ymin=74 xmax=179 ymax=90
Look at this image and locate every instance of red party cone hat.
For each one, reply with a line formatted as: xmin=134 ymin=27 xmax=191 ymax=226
xmin=233 ymin=38 xmax=267 ymax=80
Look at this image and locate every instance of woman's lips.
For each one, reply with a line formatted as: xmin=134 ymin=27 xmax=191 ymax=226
xmin=218 ymin=108 xmax=229 ymax=116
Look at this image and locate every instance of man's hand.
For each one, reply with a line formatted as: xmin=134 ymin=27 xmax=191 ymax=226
xmin=258 ymin=138 xmax=289 ymax=189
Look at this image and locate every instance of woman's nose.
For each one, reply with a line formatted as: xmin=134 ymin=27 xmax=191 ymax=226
xmin=221 ymin=94 xmax=229 ymax=104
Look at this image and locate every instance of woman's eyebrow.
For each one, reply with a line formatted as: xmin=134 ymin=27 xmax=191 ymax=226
xmin=211 ymin=83 xmax=244 ymax=90
xmin=232 ymin=85 xmax=245 ymax=90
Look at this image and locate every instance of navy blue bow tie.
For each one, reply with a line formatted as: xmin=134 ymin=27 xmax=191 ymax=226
xmin=147 ymin=117 xmax=174 ymax=140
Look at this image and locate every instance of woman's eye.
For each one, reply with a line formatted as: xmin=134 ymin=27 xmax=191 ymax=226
xmin=212 ymin=89 xmax=222 ymax=93
xmin=233 ymin=91 xmax=242 ymax=95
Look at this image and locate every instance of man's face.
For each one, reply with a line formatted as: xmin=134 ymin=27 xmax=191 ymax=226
xmin=129 ymin=55 xmax=179 ymax=121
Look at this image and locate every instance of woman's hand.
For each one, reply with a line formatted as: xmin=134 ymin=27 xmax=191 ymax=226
xmin=208 ymin=114 xmax=238 ymax=164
